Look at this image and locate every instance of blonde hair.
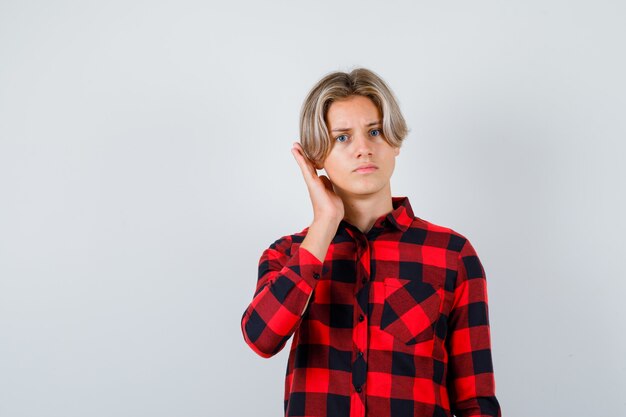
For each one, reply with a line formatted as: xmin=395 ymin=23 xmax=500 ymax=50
xmin=299 ymin=68 xmax=409 ymax=167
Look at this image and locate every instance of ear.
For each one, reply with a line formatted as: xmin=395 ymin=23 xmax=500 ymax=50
xmin=314 ymin=155 xmax=326 ymax=170
xmin=394 ymin=146 xmax=400 ymax=156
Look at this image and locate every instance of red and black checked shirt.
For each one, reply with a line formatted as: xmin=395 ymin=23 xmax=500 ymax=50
xmin=241 ymin=196 xmax=501 ymax=417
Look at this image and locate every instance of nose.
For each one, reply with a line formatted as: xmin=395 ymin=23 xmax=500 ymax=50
xmin=353 ymin=131 xmax=374 ymax=158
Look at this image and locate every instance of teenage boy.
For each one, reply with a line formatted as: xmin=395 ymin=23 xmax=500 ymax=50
xmin=241 ymin=68 xmax=502 ymax=417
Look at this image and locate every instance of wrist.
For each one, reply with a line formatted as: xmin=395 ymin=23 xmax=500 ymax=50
xmin=311 ymin=217 xmax=342 ymax=232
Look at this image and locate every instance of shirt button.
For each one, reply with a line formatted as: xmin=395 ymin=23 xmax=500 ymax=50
xmin=355 ymin=386 xmax=362 ymax=393
xmin=358 ymin=351 xmax=363 ymax=357
xmin=313 ymin=273 xmax=320 ymax=279
xmin=358 ymin=314 xmax=364 ymax=322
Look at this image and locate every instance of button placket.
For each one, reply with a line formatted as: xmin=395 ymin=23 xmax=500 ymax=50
xmin=352 ymin=235 xmax=369 ymax=398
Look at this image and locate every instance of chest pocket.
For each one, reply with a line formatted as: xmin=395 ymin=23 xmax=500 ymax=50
xmin=380 ymin=277 xmax=443 ymax=345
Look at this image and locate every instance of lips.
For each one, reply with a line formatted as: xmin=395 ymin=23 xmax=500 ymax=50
xmin=354 ymin=164 xmax=378 ymax=173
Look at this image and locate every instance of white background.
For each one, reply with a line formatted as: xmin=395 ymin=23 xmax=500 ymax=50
xmin=1 ymin=1 xmax=625 ymax=416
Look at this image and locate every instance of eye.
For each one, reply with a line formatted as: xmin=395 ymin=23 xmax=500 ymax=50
xmin=370 ymin=129 xmax=381 ymax=137
xmin=335 ymin=134 xmax=349 ymax=143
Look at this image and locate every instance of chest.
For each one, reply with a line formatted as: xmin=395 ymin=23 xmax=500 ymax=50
xmin=295 ymin=239 xmax=458 ymax=346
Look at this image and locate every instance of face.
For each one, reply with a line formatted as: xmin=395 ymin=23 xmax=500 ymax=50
xmin=321 ymin=95 xmax=400 ymax=199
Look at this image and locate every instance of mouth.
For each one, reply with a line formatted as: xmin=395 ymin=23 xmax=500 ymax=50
xmin=354 ymin=164 xmax=378 ymax=174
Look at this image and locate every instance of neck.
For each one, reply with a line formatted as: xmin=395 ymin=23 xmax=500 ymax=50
xmin=338 ymin=184 xmax=394 ymax=234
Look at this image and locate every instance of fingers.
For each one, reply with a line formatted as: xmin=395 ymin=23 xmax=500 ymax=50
xmin=291 ymin=142 xmax=318 ymax=183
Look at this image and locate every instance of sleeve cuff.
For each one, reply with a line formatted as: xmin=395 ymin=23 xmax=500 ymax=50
xmin=283 ymin=245 xmax=325 ymax=290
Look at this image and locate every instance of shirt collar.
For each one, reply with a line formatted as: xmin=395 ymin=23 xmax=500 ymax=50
xmin=339 ymin=195 xmax=415 ymax=234
xmin=386 ymin=196 xmax=414 ymax=232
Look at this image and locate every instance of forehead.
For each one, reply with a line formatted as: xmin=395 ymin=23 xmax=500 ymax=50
xmin=326 ymin=95 xmax=381 ymax=126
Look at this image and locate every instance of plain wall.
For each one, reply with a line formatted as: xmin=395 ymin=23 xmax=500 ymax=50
xmin=1 ymin=1 xmax=625 ymax=416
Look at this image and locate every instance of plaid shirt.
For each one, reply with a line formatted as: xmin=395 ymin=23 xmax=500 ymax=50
xmin=241 ymin=196 xmax=501 ymax=417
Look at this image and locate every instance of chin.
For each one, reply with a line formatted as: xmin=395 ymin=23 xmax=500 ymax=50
xmin=340 ymin=184 xmax=386 ymax=197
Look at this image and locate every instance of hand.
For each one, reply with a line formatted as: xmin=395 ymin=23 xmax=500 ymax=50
xmin=291 ymin=142 xmax=344 ymax=225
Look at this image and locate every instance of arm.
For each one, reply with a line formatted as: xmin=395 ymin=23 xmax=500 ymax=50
xmin=446 ymin=238 xmax=502 ymax=417
xmin=240 ymin=233 xmax=325 ymax=358
xmin=241 ymin=142 xmax=343 ymax=358
xmin=241 ymin=220 xmax=338 ymax=358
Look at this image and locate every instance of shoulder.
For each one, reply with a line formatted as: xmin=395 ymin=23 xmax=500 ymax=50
xmin=409 ymin=216 xmax=487 ymax=286
xmin=408 ymin=215 xmax=475 ymax=255
xmin=266 ymin=226 xmax=310 ymax=255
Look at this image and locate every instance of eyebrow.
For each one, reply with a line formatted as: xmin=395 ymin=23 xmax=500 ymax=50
xmin=331 ymin=121 xmax=382 ymax=132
